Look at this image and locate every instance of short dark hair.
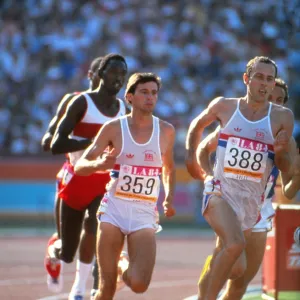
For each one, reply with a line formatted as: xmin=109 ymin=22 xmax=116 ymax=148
xmin=89 ymin=57 xmax=103 ymax=72
xmin=275 ymin=78 xmax=289 ymax=103
xmin=98 ymin=53 xmax=127 ymax=75
xmin=125 ymin=72 xmax=162 ymax=96
xmin=246 ymin=56 xmax=278 ymax=78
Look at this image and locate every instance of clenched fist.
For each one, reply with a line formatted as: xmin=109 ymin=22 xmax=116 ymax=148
xmin=163 ymin=200 xmax=176 ymax=218
xmin=97 ymin=149 xmax=116 ymax=171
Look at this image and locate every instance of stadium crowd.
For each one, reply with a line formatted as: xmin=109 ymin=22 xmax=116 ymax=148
xmin=1 ymin=0 xmax=300 ymax=160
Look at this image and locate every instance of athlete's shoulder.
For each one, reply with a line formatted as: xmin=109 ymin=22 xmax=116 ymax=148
xmin=271 ymin=102 xmax=293 ymax=115
xmin=158 ymin=118 xmax=175 ymax=135
xmin=271 ymin=103 xmax=294 ymax=124
xmin=67 ymin=91 xmax=87 ymax=104
xmin=222 ymin=97 xmax=240 ymax=106
xmin=60 ymin=91 xmax=79 ymax=102
xmin=104 ymin=116 xmax=123 ymax=127
xmin=55 ymin=92 xmax=84 ymax=115
xmin=208 ymin=96 xmax=237 ymax=109
xmin=65 ymin=90 xmax=83 ymax=99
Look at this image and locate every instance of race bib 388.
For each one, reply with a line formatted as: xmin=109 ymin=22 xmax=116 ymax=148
xmin=224 ymin=137 xmax=268 ymax=182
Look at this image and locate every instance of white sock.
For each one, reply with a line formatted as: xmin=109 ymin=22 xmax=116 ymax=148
xmin=70 ymin=260 xmax=93 ymax=295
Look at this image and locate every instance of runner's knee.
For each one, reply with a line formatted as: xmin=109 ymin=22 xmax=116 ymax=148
xmin=59 ymin=251 xmax=75 ymax=263
xmin=59 ymin=245 xmax=77 ymax=263
xmin=130 ymin=277 xmax=150 ymax=294
xmin=224 ymin=239 xmax=245 ymax=260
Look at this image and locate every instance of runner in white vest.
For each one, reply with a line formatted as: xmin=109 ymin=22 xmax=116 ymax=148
xmin=196 ymin=77 xmax=297 ymax=300
xmin=185 ymin=56 xmax=294 ymax=300
xmin=75 ymin=72 xmax=176 ymax=300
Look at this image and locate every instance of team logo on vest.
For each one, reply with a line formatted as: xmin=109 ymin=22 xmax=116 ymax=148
xmin=254 ymin=128 xmax=267 ymax=141
xmin=126 ymin=153 xmax=134 ymax=159
xmin=144 ymin=150 xmax=156 ymax=162
xmin=234 ymin=127 xmax=242 ymax=132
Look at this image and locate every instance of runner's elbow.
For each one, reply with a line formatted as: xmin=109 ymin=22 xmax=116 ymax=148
xmin=50 ymin=143 xmax=62 ymax=155
xmin=41 ymin=133 xmax=52 ymax=152
xmin=50 ymin=136 xmax=65 ymax=155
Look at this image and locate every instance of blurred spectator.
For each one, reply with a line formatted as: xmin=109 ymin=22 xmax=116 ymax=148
xmin=0 ymin=0 xmax=299 ymax=161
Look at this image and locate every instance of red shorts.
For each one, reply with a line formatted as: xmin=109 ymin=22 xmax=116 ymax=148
xmin=58 ymin=162 xmax=110 ymax=211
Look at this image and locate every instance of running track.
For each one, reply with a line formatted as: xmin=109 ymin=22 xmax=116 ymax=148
xmin=0 ymin=230 xmax=261 ymax=300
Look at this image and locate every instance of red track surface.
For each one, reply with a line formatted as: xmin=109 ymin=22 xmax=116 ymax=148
xmin=0 ymin=234 xmax=261 ymax=300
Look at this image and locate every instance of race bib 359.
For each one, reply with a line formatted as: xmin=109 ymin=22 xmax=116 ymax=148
xmin=115 ymin=164 xmax=161 ymax=202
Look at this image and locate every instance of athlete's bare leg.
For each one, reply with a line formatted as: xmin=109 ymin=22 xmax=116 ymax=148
xmin=78 ymin=196 xmax=101 ymax=263
xmin=219 ymin=231 xmax=267 ymax=300
xmin=200 ymin=195 xmax=246 ymax=300
xmin=94 ymin=222 xmax=125 ymax=300
xmin=122 ymin=228 xmax=156 ymax=293
xmin=198 ymin=232 xmax=251 ymax=299
xmin=198 ymin=247 xmax=220 ymax=299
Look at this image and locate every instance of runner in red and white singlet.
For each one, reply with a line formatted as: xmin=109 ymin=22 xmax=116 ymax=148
xmin=42 ymin=57 xmax=103 ymax=297
xmin=45 ymin=54 xmax=128 ymax=300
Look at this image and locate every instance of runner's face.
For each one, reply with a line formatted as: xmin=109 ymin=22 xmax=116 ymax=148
xmin=101 ymin=59 xmax=127 ymax=94
xmin=268 ymin=86 xmax=286 ymax=106
xmin=130 ymin=81 xmax=158 ymax=113
xmin=247 ymin=62 xmax=276 ymax=103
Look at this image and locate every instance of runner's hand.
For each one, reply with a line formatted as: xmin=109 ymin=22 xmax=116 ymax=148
xmin=97 ymin=149 xmax=116 ymax=171
xmin=163 ymin=200 xmax=176 ymax=218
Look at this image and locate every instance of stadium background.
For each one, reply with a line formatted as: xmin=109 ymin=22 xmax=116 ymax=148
xmin=1 ymin=1 xmax=300 ymax=299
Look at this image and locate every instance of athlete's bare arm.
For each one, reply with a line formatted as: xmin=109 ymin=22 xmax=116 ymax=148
xmin=281 ymin=137 xmax=300 ymax=200
xmin=51 ymin=95 xmax=93 ymax=155
xmin=160 ymin=121 xmax=176 ymax=208
xmin=185 ymin=97 xmax=226 ymax=180
xmin=74 ymin=120 xmax=120 ymax=176
xmin=41 ymin=93 xmax=76 ymax=151
xmin=273 ymin=107 xmax=294 ymax=172
xmin=197 ymin=127 xmax=219 ymax=179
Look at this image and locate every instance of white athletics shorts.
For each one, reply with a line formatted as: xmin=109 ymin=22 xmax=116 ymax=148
xmin=202 ymin=178 xmax=260 ymax=231
xmin=97 ymin=195 xmax=159 ymax=235
xmin=252 ymin=217 xmax=272 ymax=232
